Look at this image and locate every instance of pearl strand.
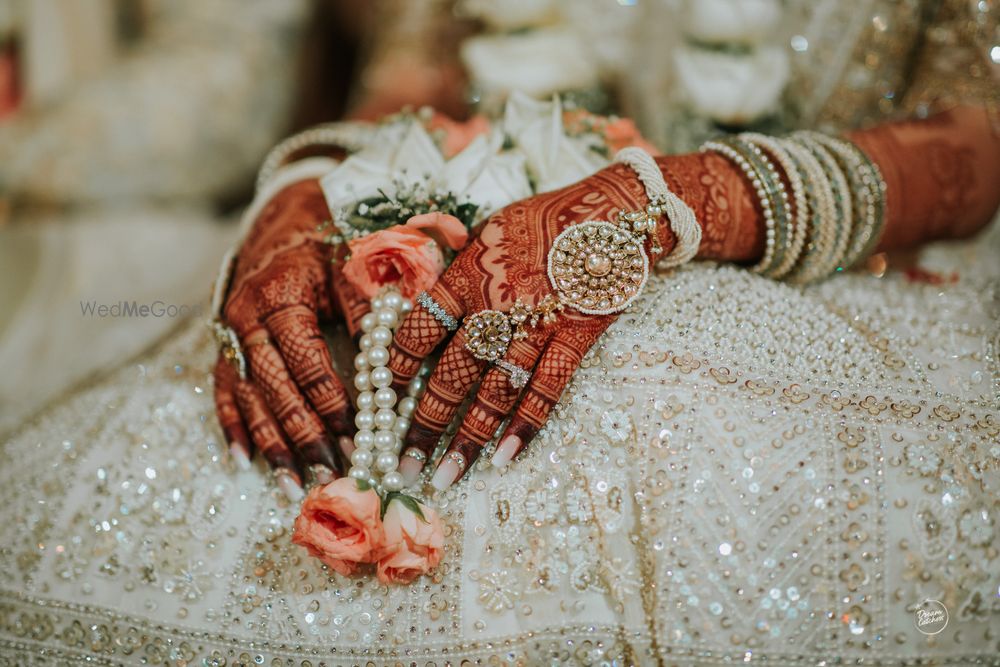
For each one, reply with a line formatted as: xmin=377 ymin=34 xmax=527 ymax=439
xmin=347 ymin=288 xmax=426 ymax=493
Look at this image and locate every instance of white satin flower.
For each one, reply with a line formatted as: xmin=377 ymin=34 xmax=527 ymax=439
xmin=320 ymin=122 xmax=444 ymax=215
xmin=439 ymin=131 xmax=532 ymax=219
xmin=502 ymin=92 xmax=606 ymax=193
xmin=461 ymin=28 xmax=598 ymax=102
xmin=321 ymin=118 xmax=534 ymax=225
xmin=681 ymin=0 xmax=783 ymax=44
xmin=674 ymin=44 xmax=789 ymax=125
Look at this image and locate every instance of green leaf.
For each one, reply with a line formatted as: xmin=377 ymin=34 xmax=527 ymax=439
xmin=354 ymin=478 xmax=372 ymax=492
xmin=382 ymin=493 xmax=428 ymax=523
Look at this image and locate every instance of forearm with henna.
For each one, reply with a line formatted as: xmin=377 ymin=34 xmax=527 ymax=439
xmin=215 ymin=179 xmax=368 ymax=491
xmin=647 ymin=105 xmax=1000 ymax=267
xmin=388 ymin=105 xmax=1000 ymax=490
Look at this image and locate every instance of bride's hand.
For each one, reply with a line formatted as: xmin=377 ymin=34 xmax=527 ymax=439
xmin=213 ymin=180 xmax=367 ymax=497
xmin=386 ymin=163 xmax=691 ymax=489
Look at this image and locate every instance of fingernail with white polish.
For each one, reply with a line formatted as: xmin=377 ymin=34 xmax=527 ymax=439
xmin=398 ymin=455 xmax=423 ymax=487
xmin=430 ymin=459 xmax=461 ymax=491
xmin=276 ymin=470 xmax=305 ymax=502
xmin=338 ymin=436 xmax=355 ymax=459
xmin=312 ymin=465 xmax=335 ymax=485
xmin=229 ymin=443 xmax=252 ymax=471
xmin=491 ymin=435 xmax=521 ymax=468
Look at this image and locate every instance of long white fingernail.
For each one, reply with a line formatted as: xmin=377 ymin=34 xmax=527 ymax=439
xmin=311 ymin=464 xmax=335 ymax=485
xmin=430 ymin=459 xmax=461 ymax=491
xmin=276 ymin=470 xmax=305 ymax=502
xmin=491 ymin=435 xmax=521 ymax=468
xmin=398 ymin=456 xmax=424 ymax=486
xmin=229 ymin=443 xmax=252 ymax=471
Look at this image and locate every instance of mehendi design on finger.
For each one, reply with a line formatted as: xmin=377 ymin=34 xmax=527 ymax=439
xmin=265 ymin=304 xmax=352 ymax=434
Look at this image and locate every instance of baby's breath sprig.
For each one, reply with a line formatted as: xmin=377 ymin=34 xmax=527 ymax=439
xmin=325 ymin=178 xmax=480 ymax=248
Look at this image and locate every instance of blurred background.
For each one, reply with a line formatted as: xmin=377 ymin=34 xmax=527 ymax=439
xmin=1 ymin=0 xmax=997 ymax=433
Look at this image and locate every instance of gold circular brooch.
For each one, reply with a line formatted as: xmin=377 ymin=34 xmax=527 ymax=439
xmin=463 ymin=309 xmax=514 ymax=362
xmin=547 ymin=220 xmax=649 ymax=315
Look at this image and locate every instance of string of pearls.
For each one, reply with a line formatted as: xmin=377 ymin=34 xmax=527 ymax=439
xmin=347 ymin=287 xmax=427 ymax=493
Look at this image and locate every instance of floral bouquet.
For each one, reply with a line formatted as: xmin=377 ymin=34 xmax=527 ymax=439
xmin=290 ymin=93 xmax=656 ymax=584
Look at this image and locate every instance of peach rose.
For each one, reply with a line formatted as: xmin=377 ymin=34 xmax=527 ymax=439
xmin=375 ymin=496 xmax=445 ymax=584
xmin=292 ymin=478 xmax=384 ymax=576
xmin=427 ymin=112 xmax=492 ymax=157
xmin=562 ymin=110 xmax=661 ymax=156
xmin=342 ymin=213 xmax=468 ymax=300
xmin=602 ymin=117 xmax=662 ymax=156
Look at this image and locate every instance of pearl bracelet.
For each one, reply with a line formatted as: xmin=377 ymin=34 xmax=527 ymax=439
xmin=738 ymin=133 xmax=809 ymax=279
xmin=702 ymin=138 xmax=790 ymax=276
xmin=798 ymin=131 xmax=886 ymax=269
xmin=790 ymin=133 xmax=854 ymax=283
xmin=347 ymin=288 xmax=428 ymax=493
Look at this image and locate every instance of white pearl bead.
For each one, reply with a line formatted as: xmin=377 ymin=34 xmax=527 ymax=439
xmin=348 ymin=466 xmax=369 ymax=480
xmin=356 ymin=391 xmax=374 ymax=411
xmin=359 ymin=334 xmax=373 ymax=351
xmin=383 ymin=292 xmax=403 ymax=312
xmin=392 ymin=416 xmax=410 ymax=437
xmin=376 ymin=309 xmax=398 ymax=328
xmin=407 ymin=376 xmax=425 ymax=397
xmin=350 ymin=449 xmax=374 ymax=468
xmin=353 ymin=371 xmax=371 ymax=391
xmin=374 ymin=408 xmax=396 ymax=430
xmin=353 ymin=352 xmax=370 ymax=372
xmin=397 ymin=396 xmax=417 ymax=417
xmin=374 ymin=430 xmax=396 ymax=451
xmin=375 ymin=451 xmax=398 ymax=473
xmin=367 ymin=345 xmax=390 ymax=367
xmin=401 ymin=300 xmax=413 ymax=314
xmin=354 ymin=429 xmax=375 ymax=450
xmin=370 ymin=326 xmax=393 ymax=347
xmin=374 ymin=387 xmax=397 ymax=409
xmin=359 ymin=313 xmax=377 ymax=333
xmin=371 ymin=367 xmax=392 ymax=388
xmin=354 ymin=409 xmax=375 ymax=431
xmin=372 ymin=297 xmax=385 ymax=311
xmin=381 ymin=471 xmax=404 ymax=492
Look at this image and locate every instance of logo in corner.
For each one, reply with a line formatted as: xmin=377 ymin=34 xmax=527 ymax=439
xmin=914 ymin=599 xmax=948 ymax=635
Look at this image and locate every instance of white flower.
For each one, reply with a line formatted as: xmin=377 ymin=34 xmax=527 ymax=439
xmin=674 ymin=44 xmax=789 ymax=125
xmin=601 ymin=409 xmax=634 ymax=443
xmin=904 ymin=442 xmax=942 ymax=476
xmin=439 ymin=131 xmax=532 ymax=218
xmin=502 ymin=93 xmax=606 ymax=192
xmin=321 ymin=120 xmax=533 ymax=225
xmin=959 ymin=509 xmax=994 ymax=547
xmin=478 ymin=570 xmax=519 ymax=613
xmin=681 ymin=0 xmax=783 ymax=44
xmin=320 ymin=122 xmax=443 ymax=215
xmin=461 ymin=28 xmax=599 ymax=101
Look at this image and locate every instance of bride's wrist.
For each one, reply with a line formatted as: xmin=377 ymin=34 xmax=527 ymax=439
xmin=653 ymin=152 xmax=766 ymax=265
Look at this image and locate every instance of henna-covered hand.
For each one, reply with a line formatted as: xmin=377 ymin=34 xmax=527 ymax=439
xmin=386 ymin=151 xmax=765 ymax=490
xmin=387 ymin=105 xmax=1000 ymax=491
xmin=213 ymin=179 xmax=369 ymax=499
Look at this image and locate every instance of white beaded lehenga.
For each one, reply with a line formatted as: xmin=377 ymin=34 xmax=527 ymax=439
xmin=2 ymin=224 xmax=998 ymax=665
xmin=2 ymin=1 xmax=1000 ymax=665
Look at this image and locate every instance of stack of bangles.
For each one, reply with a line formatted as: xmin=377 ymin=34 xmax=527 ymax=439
xmin=415 ymin=131 xmax=887 ymax=393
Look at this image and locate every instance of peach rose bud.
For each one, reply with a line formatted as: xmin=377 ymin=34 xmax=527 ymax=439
xmin=427 ymin=112 xmax=491 ymax=158
xmin=292 ymin=477 xmax=385 ymax=576
xmin=342 ymin=226 xmax=448 ymax=300
xmin=376 ymin=495 xmax=445 ymax=584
